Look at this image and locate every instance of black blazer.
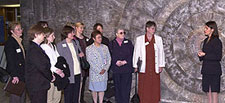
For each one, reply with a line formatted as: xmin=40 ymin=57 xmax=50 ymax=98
xmin=54 ymin=56 xmax=70 ymax=90
xmin=25 ymin=41 xmax=52 ymax=91
xmin=199 ymin=37 xmax=223 ymax=75
xmin=4 ymin=36 xmax=25 ymax=81
xmin=108 ymin=38 xmax=134 ymax=74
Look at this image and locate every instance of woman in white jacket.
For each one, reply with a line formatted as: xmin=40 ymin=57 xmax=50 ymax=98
xmin=41 ymin=27 xmax=64 ymax=103
xmin=133 ymin=21 xmax=165 ymax=103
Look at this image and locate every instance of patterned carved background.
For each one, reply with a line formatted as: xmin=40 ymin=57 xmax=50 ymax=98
xmin=21 ymin=0 xmax=225 ymax=102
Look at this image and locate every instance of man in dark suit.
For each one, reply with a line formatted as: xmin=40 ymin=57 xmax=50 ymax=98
xmin=4 ymin=22 xmax=26 ymax=103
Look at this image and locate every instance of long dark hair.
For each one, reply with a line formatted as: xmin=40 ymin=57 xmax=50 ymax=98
xmin=205 ymin=21 xmax=219 ymax=40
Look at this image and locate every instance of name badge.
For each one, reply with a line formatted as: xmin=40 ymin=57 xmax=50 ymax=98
xmin=86 ymin=38 xmax=89 ymax=42
xmin=124 ymin=40 xmax=128 ymax=43
xmin=145 ymin=42 xmax=149 ymax=46
xmin=62 ymin=44 xmax=67 ymax=48
xmin=63 ymin=64 xmax=67 ymax=68
xmin=16 ymin=48 xmax=21 ymax=53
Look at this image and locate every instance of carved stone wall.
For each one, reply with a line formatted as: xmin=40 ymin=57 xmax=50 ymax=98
xmin=21 ymin=0 xmax=225 ymax=102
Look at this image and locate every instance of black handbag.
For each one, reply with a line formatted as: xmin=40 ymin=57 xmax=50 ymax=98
xmin=0 ymin=67 xmax=10 ymax=83
xmin=80 ymin=57 xmax=90 ymax=70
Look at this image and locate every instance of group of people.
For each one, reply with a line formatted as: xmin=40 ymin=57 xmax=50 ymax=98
xmin=4 ymin=20 xmax=222 ymax=103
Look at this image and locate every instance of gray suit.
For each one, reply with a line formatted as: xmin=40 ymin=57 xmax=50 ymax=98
xmin=56 ymin=39 xmax=82 ymax=83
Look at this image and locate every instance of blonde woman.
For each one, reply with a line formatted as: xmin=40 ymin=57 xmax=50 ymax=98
xmin=74 ymin=22 xmax=89 ymax=103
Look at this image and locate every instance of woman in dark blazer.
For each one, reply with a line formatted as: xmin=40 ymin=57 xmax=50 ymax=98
xmin=25 ymin=24 xmax=54 ymax=103
xmin=4 ymin=22 xmax=26 ymax=103
xmin=198 ymin=21 xmax=223 ymax=103
xmin=108 ymin=28 xmax=134 ymax=103
xmin=57 ymin=26 xmax=84 ymax=103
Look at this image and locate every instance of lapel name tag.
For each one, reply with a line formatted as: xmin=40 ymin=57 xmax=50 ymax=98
xmin=124 ymin=40 xmax=128 ymax=43
xmin=16 ymin=48 xmax=21 ymax=53
xmin=62 ymin=44 xmax=67 ymax=48
xmin=145 ymin=42 xmax=149 ymax=46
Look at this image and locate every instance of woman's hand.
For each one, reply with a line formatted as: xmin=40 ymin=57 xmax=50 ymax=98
xmin=51 ymin=74 xmax=55 ymax=82
xmin=79 ymin=52 xmax=84 ymax=57
xmin=198 ymin=51 xmax=206 ymax=57
xmin=116 ymin=60 xmax=123 ymax=67
xmin=55 ymin=69 xmax=65 ymax=78
xmin=121 ymin=60 xmax=127 ymax=65
xmin=12 ymin=77 xmax=19 ymax=84
xmin=159 ymin=67 xmax=163 ymax=73
xmin=99 ymin=69 xmax=106 ymax=75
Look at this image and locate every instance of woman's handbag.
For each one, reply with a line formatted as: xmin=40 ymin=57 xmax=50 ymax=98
xmin=80 ymin=57 xmax=90 ymax=70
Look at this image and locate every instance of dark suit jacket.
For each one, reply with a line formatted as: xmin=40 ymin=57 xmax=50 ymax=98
xmin=4 ymin=36 xmax=25 ymax=81
xmin=108 ymin=38 xmax=134 ymax=74
xmin=199 ymin=37 xmax=222 ymax=75
xmin=25 ymin=41 xmax=52 ymax=91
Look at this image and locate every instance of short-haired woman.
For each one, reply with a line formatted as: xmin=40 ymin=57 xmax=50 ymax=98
xmin=4 ymin=21 xmax=26 ymax=103
xmin=57 ymin=26 xmax=84 ymax=103
xmin=86 ymin=30 xmax=111 ymax=103
xmin=108 ymin=28 xmax=134 ymax=103
xmin=25 ymin=24 xmax=54 ymax=103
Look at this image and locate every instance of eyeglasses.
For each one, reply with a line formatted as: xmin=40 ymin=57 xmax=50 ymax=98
xmin=119 ymin=32 xmax=126 ymax=35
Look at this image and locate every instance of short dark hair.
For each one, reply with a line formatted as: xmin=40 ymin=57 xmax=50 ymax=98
xmin=91 ymin=30 xmax=102 ymax=39
xmin=205 ymin=21 xmax=219 ymax=39
xmin=93 ymin=23 xmax=103 ymax=31
xmin=145 ymin=21 xmax=156 ymax=32
xmin=28 ymin=24 xmax=45 ymax=41
xmin=37 ymin=21 xmax=48 ymax=28
xmin=61 ymin=26 xmax=74 ymax=40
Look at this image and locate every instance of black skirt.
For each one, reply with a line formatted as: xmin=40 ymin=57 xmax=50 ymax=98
xmin=202 ymin=74 xmax=221 ymax=93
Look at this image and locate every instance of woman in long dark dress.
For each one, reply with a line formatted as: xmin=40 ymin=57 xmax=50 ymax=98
xmin=198 ymin=21 xmax=222 ymax=103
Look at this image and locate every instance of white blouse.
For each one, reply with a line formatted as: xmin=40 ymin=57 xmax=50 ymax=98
xmin=41 ymin=43 xmax=60 ymax=73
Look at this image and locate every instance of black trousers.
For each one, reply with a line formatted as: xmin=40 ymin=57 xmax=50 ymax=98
xmin=64 ymin=74 xmax=81 ymax=103
xmin=113 ymin=73 xmax=132 ymax=103
xmin=9 ymin=91 xmax=26 ymax=103
xmin=80 ymin=75 xmax=87 ymax=102
xmin=28 ymin=89 xmax=47 ymax=103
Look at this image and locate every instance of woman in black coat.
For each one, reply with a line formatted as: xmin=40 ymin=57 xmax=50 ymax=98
xmin=4 ymin=22 xmax=26 ymax=103
xmin=198 ymin=21 xmax=222 ymax=103
xmin=25 ymin=24 xmax=54 ymax=103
